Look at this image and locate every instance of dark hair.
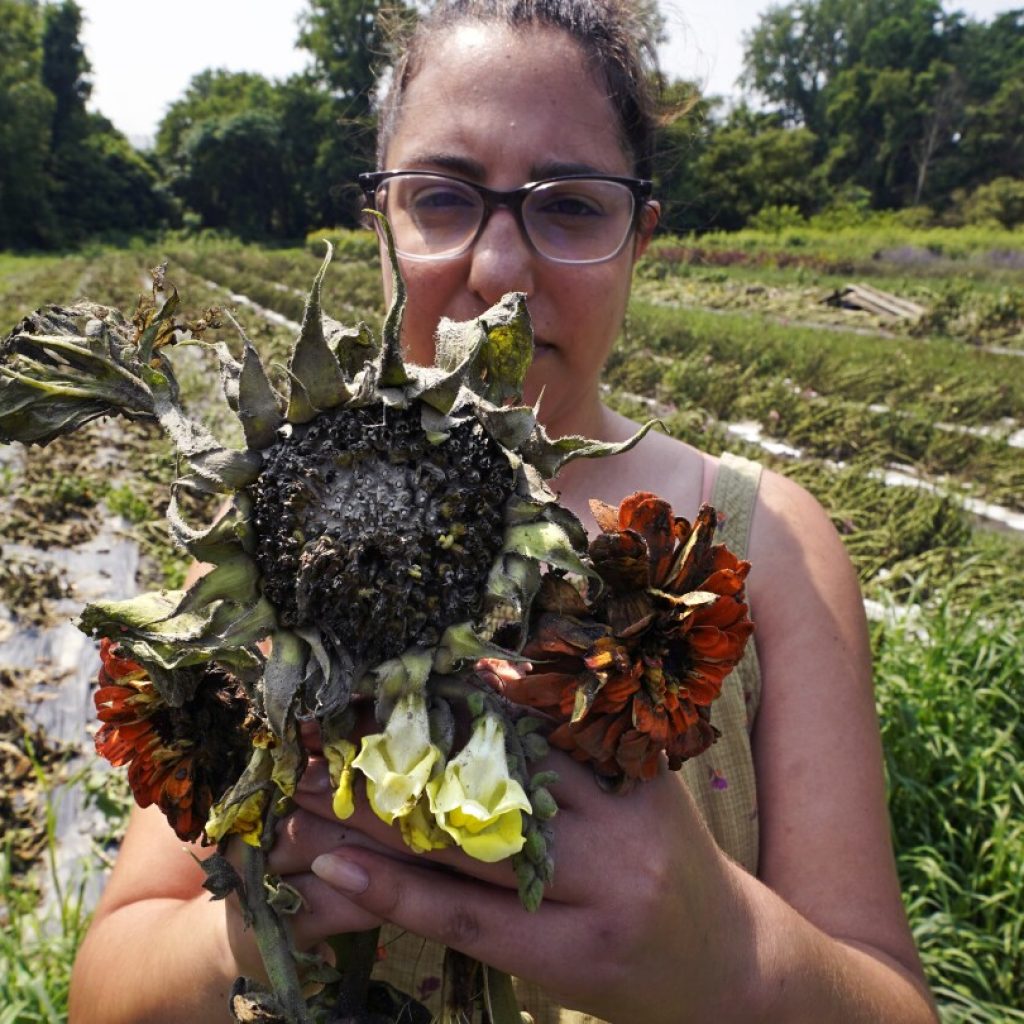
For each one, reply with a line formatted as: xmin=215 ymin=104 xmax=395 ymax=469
xmin=377 ymin=0 xmax=663 ymax=178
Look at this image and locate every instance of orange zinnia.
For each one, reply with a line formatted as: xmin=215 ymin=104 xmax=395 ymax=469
xmin=94 ymin=638 xmax=257 ymax=841
xmin=503 ymin=493 xmax=753 ymax=787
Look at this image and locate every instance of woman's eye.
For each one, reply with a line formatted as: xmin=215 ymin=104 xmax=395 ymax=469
xmin=537 ymin=193 xmax=604 ymax=218
xmin=411 ymin=188 xmax=474 ymax=211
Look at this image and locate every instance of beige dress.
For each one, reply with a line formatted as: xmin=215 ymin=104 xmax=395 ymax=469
xmin=375 ymin=454 xmax=764 ymax=1022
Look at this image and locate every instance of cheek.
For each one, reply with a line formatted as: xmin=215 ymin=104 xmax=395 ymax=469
xmin=566 ymin=264 xmax=632 ymax=348
xmin=391 ymin=262 xmax=462 ymax=366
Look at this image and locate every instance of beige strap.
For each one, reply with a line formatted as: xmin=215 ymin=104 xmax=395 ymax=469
xmin=711 ymin=452 xmax=762 ymax=559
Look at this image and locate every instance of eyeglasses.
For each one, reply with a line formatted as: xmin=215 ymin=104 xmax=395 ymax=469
xmin=358 ymin=170 xmax=654 ymax=265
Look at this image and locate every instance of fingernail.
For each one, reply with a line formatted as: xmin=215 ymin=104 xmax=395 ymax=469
xmin=312 ymin=854 xmax=369 ymax=894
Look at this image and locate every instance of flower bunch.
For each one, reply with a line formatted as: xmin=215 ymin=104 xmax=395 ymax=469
xmin=1 ymin=227 xmax=751 ymax=1023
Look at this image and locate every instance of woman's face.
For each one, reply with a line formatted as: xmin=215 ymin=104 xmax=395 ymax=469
xmin=380 ymin=22 xmax=656 ymax=435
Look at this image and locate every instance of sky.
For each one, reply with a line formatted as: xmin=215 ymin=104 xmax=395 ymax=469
xmin=77 ymin=0 xmax=1018 ymax=147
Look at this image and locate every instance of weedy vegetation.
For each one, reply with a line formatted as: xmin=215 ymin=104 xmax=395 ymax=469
xmin=1 ymin=226 xmax=1022 ymax=1021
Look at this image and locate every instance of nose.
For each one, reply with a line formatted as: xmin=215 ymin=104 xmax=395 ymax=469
xmin=466 ymin=206 xmax=536 ymax=307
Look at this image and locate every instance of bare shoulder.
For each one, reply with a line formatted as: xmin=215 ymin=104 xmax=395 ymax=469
xmin=748 ymin=462 xmax=860 ymax=584
xmin=744 ymin=464 xmax=870 ymax=727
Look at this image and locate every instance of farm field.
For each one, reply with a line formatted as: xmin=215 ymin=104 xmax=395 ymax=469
xmin=1 ymin=229 xmax=1022 ymax=1022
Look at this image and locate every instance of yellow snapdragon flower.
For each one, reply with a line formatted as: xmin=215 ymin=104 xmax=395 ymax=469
xmin=352 ymin=692 xmax=442 ymax=825
xmin=398 ymin=794 xmax=453 ymax=854
xmin=324 ymin=737 xmax=358 ymax=820
xmin=427 ymin=715 xmax=531 ymax=863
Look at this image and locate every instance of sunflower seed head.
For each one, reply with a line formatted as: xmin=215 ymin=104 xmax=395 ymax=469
xmin=250 ymin=402 xmax=515 ymax=667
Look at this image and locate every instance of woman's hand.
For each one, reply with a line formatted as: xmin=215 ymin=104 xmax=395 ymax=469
xmin=287 ymin=747 xmax=745 ymax=1024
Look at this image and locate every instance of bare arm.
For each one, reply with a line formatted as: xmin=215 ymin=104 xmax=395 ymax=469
xmin=69 ymin=807 xmax=240 ymax=1024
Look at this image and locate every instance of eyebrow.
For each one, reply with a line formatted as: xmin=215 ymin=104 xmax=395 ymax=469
xmin=398 ymin=153 xmax=487 ymax=179
xmin=394 ymin=152 xmax=611 ymax=182
xmin=530 ymin=159 xmax=607 ymax=179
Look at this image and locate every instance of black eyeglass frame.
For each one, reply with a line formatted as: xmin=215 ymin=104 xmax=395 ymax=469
xmin=357 ymin=170 xmax=655 ymax=264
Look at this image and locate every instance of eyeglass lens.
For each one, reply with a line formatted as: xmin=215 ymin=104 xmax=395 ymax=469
xmin=375 ymin=174 xmax=637 ymax=263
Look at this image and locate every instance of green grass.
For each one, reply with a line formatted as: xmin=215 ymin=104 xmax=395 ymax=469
xmin=607 ymin=301 xmax=1024 ymax=512
xmin=0 ymin=760 xmax=100 ymax=1024
xmin=874 ymin=588 xmax=1024 ymax=1021
xmin=0 ymin=866 xmax=88 ymax=1024
xmin=658 ymin=219 xmax=1024 ymax=266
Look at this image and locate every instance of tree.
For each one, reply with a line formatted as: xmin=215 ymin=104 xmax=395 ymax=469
xmin=947 ymin=11 xmax=1024 ymax=190
xmin=650 ymin=80 xmax=716 ymax=234
xmin=908 ymin=60 xmax=964 ymax=204
xmin=294 ymin=0 xmax=416 ymax=212
xmin=693 ymin=107 xmax=824 ymax=230
xmin=175 ymin=110 xmax=305 ymax=238
xmin=0 ymin=0 xmax=56 ymax=247
xmin=155 ymin=68 xmax=365 ymax=237
xmin=740 ymin=0 xmax=1002 ymax=210
xmin=297 ymin=0 xmax=412 ymax=119
xmin=40 ymin=0 xmax=169 ymax=243
xmin=741 ymin=0 xmax=956 ymax=134
xmin=155 ymin=70 xmax=278 ymax=166
xmin=40 ymin=0 xmax=90 ymax=146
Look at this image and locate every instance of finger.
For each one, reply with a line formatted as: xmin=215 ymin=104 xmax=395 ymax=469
xmin=309 ymin=848 xmax=586 ymax=990
xmin=475 ymin=657 xmax=532 ymax=688
xmin=299 ymin=718 xmax=323 ymax=753
xmin=267 ymin=806 xmax=417 ymax=876
xmin=280 ymin=778 xmax=530 ymax=897
xmin=222 ymin=872 xmax=382 ymax=982
xmin=295 ymin=754 xmax=333 ymax=797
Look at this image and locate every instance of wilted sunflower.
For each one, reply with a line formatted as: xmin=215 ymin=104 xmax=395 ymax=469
xmin=502 ymin=493 xmax=754 ymax=788
xmin=93 ymin=637 xmax=259 ymax=842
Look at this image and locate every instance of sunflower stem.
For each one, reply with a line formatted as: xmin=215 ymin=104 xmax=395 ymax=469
xmin=483 ymin=966 xmax=524 ymax=1024
xmin=240 ymin=826 xmax=312 ymax=1024
xmin=325 ymin=927 xmax=381 ymax=1021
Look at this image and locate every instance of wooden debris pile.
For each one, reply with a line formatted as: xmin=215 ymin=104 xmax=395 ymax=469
xmin=824 ymin=283 xmax=927 ymax=322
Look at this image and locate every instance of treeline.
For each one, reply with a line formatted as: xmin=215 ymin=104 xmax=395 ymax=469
xmin=1 ymin=0 xmax=1022 ymax=250
xmin=0 ymin=0 xmax=170 ymax=247
xmin=0 ymin=0 xmax=402 ymax=248
xmin=658 ymin=0 xmax=1024 ymax=233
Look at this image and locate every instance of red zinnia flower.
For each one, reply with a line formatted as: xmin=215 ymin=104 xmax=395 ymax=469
xmin=504 ymin=493 xmax=754 ymax=787
xmin=94 ymin=638 xmax=257 ymax=841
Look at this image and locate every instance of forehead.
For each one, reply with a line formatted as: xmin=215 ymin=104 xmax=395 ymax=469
xmin=385 ymin=22 xmax=633 ymax=181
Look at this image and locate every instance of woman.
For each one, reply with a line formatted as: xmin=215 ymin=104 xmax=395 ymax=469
xmin=69 ymin=3 xmax=939 ymax=1022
